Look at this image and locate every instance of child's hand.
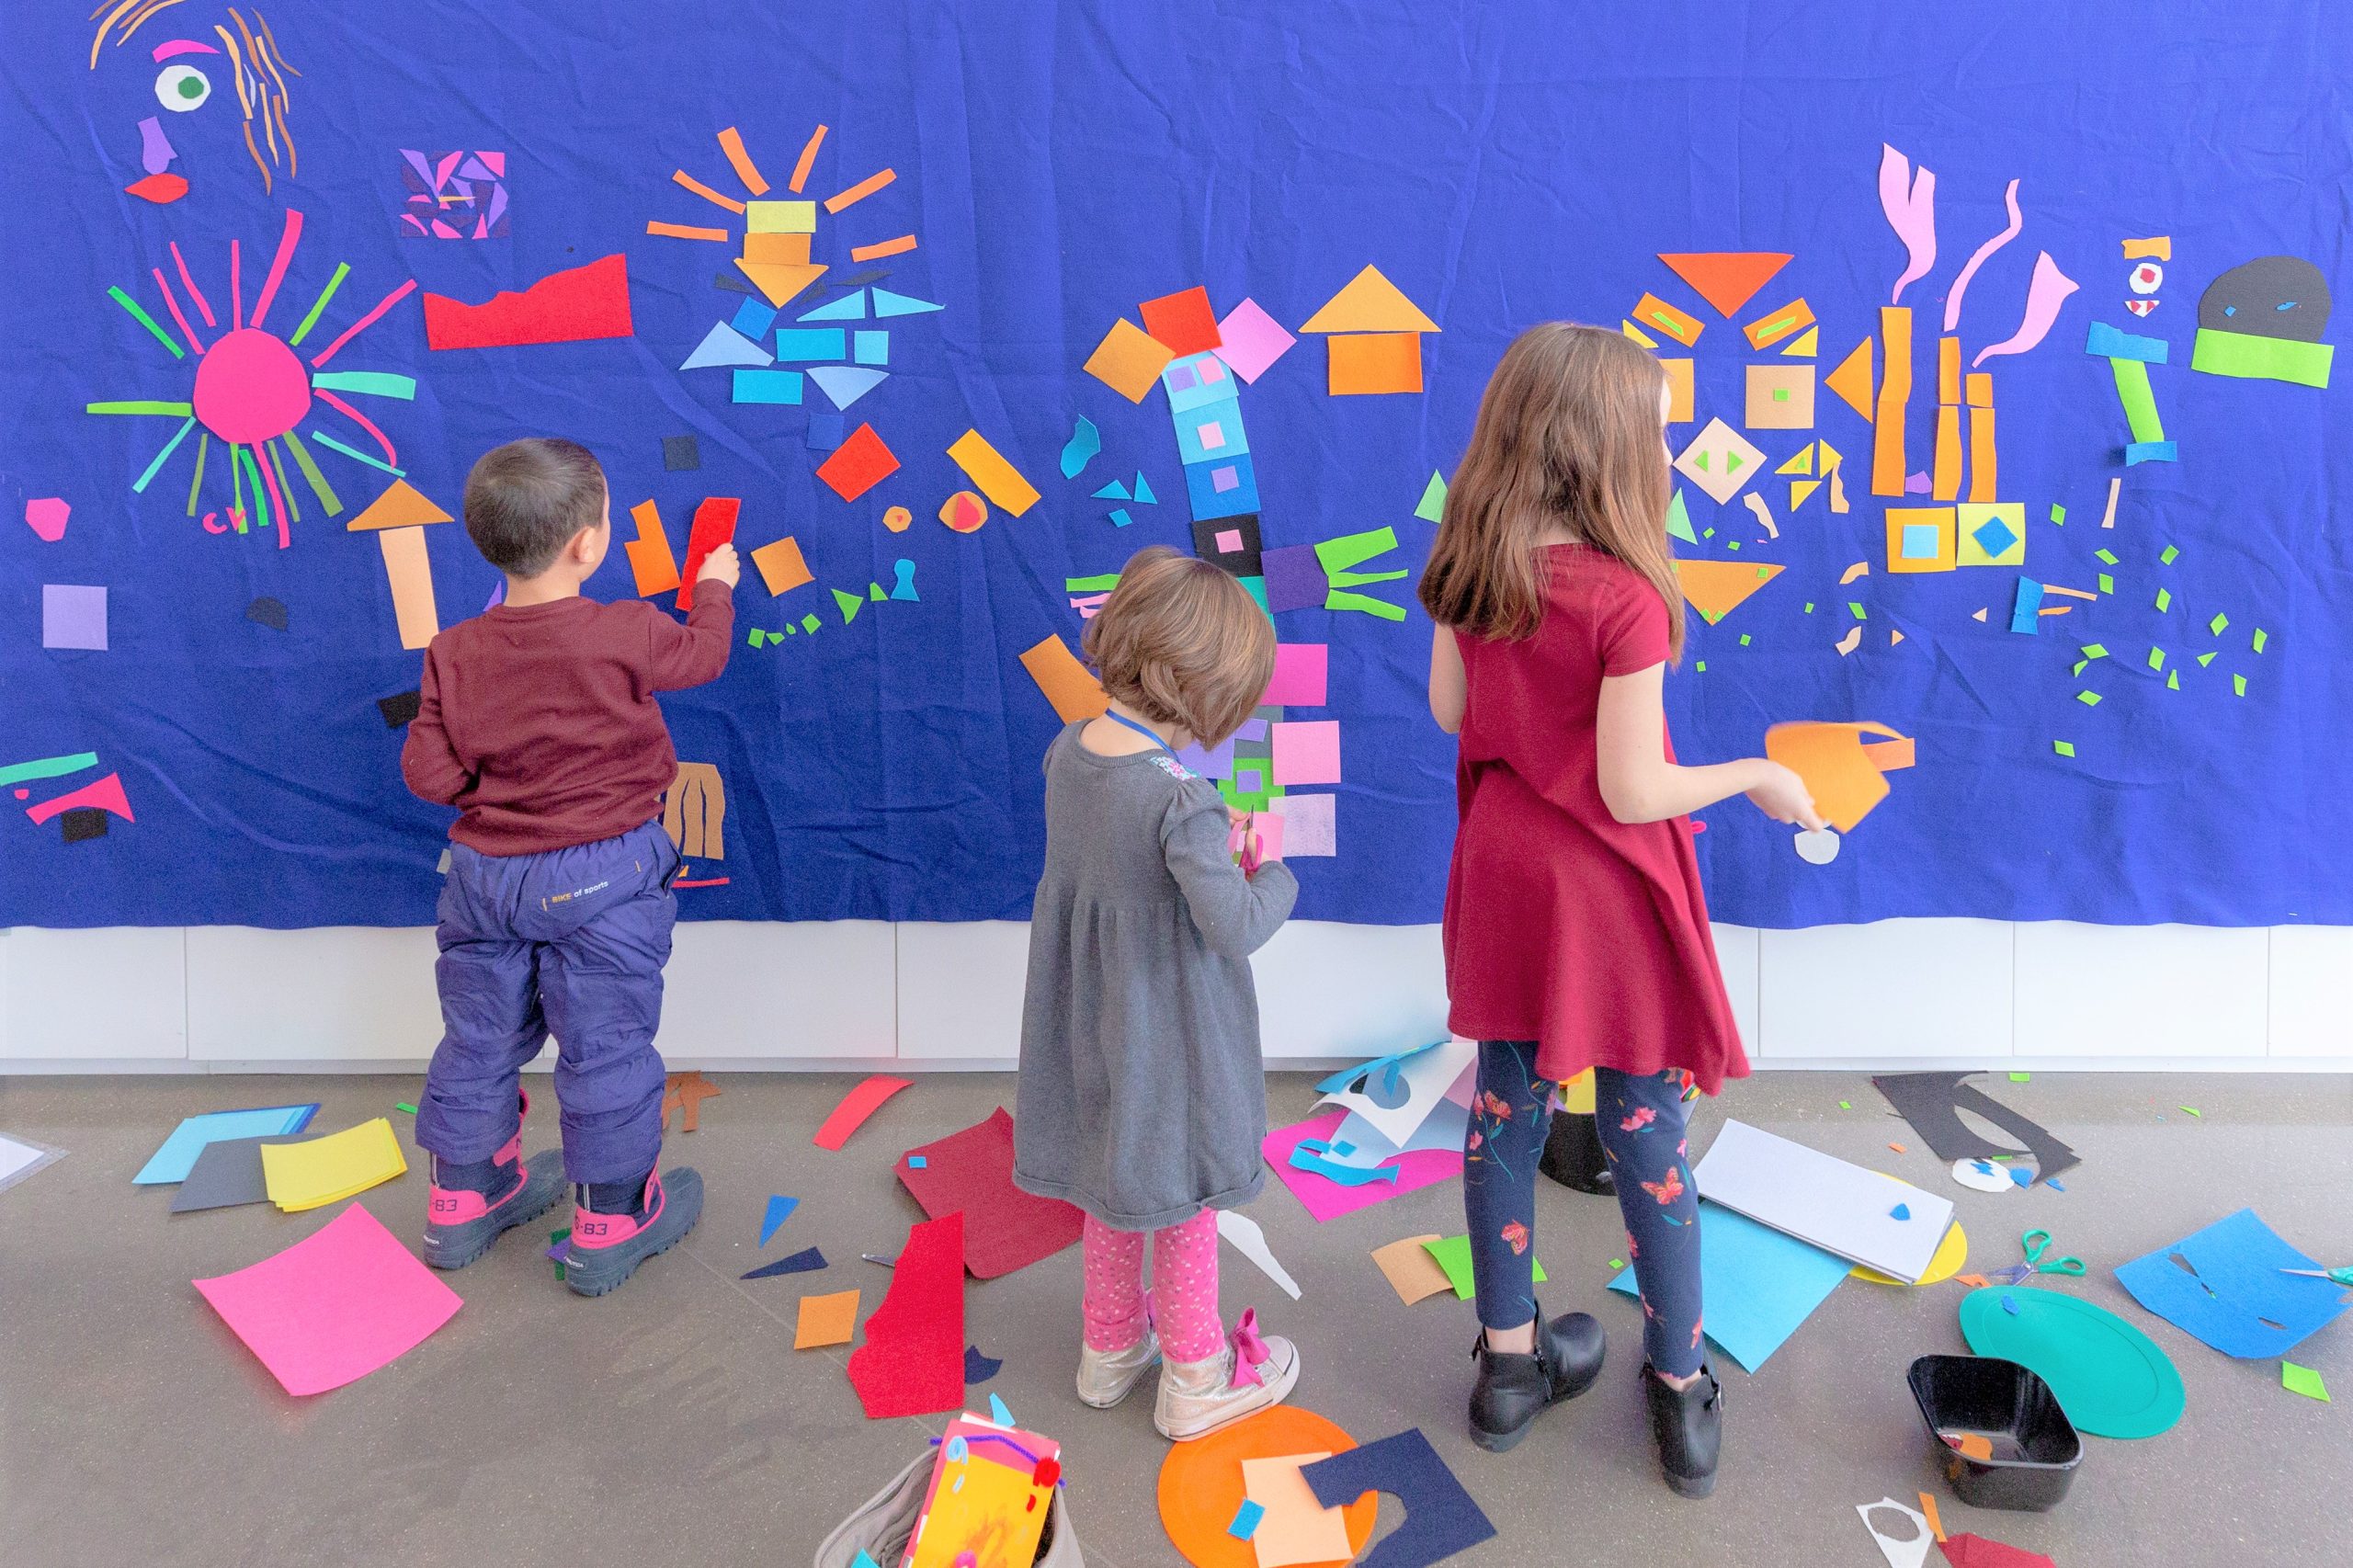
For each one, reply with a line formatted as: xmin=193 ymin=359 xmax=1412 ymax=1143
xmin=698 ymin=542 xmax=741 ymax=588
xmin=1745 ymin=761 xmax=1827 ymax=831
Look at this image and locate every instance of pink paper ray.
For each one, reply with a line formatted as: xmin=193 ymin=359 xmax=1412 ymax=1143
xmin=1972 ymin=252 xmax=2080 ymax=368
xmin=314 ymin=388 xmax=400 ymax=469
xmin=171 ymin=240 xmax=217 ymax=327
xmin=152 ymin=266 xmax=207 ymax=355
xmin=1944 ymin=179 xmax=2022 ymax=335
xmin=1878 ymin=144 xmax=1937 ymax=305
xmin=248 ymin=208 xmax=305 ymax=330
xmin=307 ymin=278 xmax=419 ymax=369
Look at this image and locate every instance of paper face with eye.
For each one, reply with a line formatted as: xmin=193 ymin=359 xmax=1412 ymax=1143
xmin=1313 ymin=1036 xmax=1478 ymax=1151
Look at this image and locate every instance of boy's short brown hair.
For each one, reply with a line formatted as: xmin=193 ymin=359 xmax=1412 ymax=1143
xmin=1082 ymin=546 xmax=1276 ymax=747
xmin=463 ymin=437 xmax=607 ymax=576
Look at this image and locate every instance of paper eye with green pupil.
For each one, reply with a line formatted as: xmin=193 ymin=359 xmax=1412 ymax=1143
xmin=155 ymin=64 xmax=210 ymax=112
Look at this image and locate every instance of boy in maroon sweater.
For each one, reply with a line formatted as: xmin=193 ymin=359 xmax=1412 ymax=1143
xmin=402 ymin=437 xmax=737 ymax=1296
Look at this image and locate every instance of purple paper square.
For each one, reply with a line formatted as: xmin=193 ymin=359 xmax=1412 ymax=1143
xmin=1260 ymin=544 xmax=1328 ymax=613
xmin=1175 ymin=735 xmax=1237 ymax=779
xmin=42 ymin=585 xmax=108 ymax=651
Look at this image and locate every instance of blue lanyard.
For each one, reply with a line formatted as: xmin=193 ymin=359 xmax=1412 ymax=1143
xmin=1102 ymin=710 xmax=1178 ymax=759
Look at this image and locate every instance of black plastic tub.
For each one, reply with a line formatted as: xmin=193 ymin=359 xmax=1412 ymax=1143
xmin=1907 ymin=1354 xmax=2083 ymax=1511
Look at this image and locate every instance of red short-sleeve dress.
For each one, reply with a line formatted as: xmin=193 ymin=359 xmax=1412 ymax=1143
xmin=1441 ymin=543 xmax=1748 ymax=1093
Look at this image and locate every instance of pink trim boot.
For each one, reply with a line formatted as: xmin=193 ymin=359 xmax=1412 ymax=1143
xmin=423 ymin=1089 xmax=566 ymax=1270
xmin=562 ymin=1166 xmax=705 ymax=1297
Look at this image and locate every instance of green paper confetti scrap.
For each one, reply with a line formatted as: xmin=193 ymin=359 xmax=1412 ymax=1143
xmin=1695 ymin=660 xmax=1708 ymax=672
xmin=2095 ymin=549 xmax=2120 ymax=565
xmin=2234 ymin=675 xmax=2248 ymax=697
xmin=2147 ymin=647 xmax=2166 ymax=671
xmin=2198 ymin=652 xmax=2217 ymax=667
xmin=2083 ymin=643 xmax=2109 ymax=659
xmin=2049 ymin=504 xmax=2065 ymax=524
xmin=1726 ymin=540 xmax=1741 ymax=551
xmin=1848 ymin=602 xmax=1867 ymax=620
xmin=2179 ymin=1106 xmax=2201 ymax=1117
xmin=1739 ymin=634 xmax=1752 ymax=646
xmin=2053 ymin=740 xmax=2076 ymax=757
xmin=1415 ymin=472 xmax=1448 ymax=523
xmin=2161 ymin=544 xmax=2179 ymax=564
xmin=2098 ymin=574 xmax=2115 ymax=594
xmin=2155 ymin=588 xmax=2172 ymax=612
xmin=2253 ymin=629 xmax=2268 ymax=653
xmin=2166 ymin=670 xmax=2180 ymax=690
xmin=2008 ymin=1072 xmax=2031 ymax=1082
xmin=394 ymin=1102 xmax=418 ymax=1114
xmin=1065 ymin=573 xmax=1121 ymax=592
xmin=2209 ymin=612 xmax=2229 ymax=635
xmin=2072 ymin=661 xmax=2088 ymax=676
xmin=2078 ymin=691 xmax=2101 ymax=706
xmin=801 ymin=612 xmax=821 ymax=633
xmin=2284 ymin=1362 xmax=2331 ymax=1402
xmin=1804 ymin=602 xmax=1816 ymax=613
xmin=1608 ymin=1257 xmax=1626 ymax=1270
xmin=1838 ymin=1100 xmax=1853 ymax=1109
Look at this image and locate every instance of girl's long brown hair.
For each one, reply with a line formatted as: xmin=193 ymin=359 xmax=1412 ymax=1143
xmin=1418 ymin=322 xmax=1685 ymax=659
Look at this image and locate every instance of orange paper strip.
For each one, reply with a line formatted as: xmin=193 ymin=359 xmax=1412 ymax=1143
xmin=378 ymin=525 xmax=439 ymax=651
xmin=947 ymin=429 xmax=1040 ymax=517
xmin=671 ymin=171 xmax=745 ymax=213
xmin=849 ymin=234 xmax=917 ymax=262
xmin=788 ymin=124 xmax=829 ymax=194
xmin=1938 ymin=335 xmax=1961 ymax=405
xmin=1872 ymin=306 xmax=1913 ymax=497
xmin=716 ymin=126 xmax=769 ymax=196
xmin=1326 ymin=331 xmax=1424 ymax=395
xmin=1968 ymin=406 xmax=1997 ymax=502
xmin=1919 ymin=1492 xmax=1947 ymax=1542
xmin=824 ymin=168 xmax=896 ymax=214
xmin=1932 ymin=405 xmax=1962 ymax=500
xmin=624 ymin=500 xmax=681 ymax=597
xmin=1633 ymin=292 xmax=1703 ymax=347
xmin=2121 ymin=237 xmax=2172 ymax=261
xmin=646 ymin=221 xmax=732 ymax=243
xmin=1018 ymin=634 xmax=1108 ymax=722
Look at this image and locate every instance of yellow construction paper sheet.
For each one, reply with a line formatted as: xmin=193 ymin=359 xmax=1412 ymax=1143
xmin=261 ymin=1118 xmax=407 ymax=1212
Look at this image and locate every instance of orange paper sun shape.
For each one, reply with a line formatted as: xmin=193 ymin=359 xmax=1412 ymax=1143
xmin=646 ymin=122 xmax=915 ymax=310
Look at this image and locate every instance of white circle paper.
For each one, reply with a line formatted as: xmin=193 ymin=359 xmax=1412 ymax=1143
xmin=1950 ymin=1157 xmax=2018 ymax=1193
xmin=1795 ymin=827 xmax=1841 ymax=865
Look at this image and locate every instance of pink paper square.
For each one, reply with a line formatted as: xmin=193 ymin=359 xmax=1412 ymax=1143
xmin=1199 ymin=357 xmax=1229 ymax=386
xmin=1261 ymin=643 xmax=1329 ymax=706
xmin=1212 ymin=297 xmax=1297 ymax=384
xmin=193 ymin=1203 xmax=462 ymax=1396
xmin=1269 ymin=792 xmax=1336 ymax=856
xmin=1270 ymin=720 xmax=1341 ymax=786
xmin=1215 ymin=528 xmax=1245 ymax=553
xmin=1266 ymin=1108 xmax=1463 ymax=1222
xmin=1229 ymin=810 xmax=1284 ymax=866
xmin=1196 ymin=419 xmax=1228 ymax=451
xmin=1212 ymin=465 xmax=1241 ymax=494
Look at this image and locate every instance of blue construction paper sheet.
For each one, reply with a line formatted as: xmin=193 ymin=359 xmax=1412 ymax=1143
xmin=131 ymin=1104 xmax=318 ymax=1185
xmin=1299 ymin=1429 xmax=1495 ymax=1568
xmin=1608 ymin=1200 xmax=1852 ymax=1370
xmin=5 ymin=5 xmax=2352 ymax=928
xmin=2114 ymin=1208 xmax=2351 ymax=1359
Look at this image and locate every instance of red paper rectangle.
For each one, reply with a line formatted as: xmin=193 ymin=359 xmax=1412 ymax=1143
xmin=813 ymin=1074 xmax=913 ymax=1151
xmin=895 ymin=1108 xmax=1084 ymax=1279
xmin=674 ymin=497 xmax=741 ymax=610
xmin=815 ymin=422 xmax=900 ymax=503
xmin=846 ymin=1212 xmax=965 ymax=1419
xmin=422 ymin=254 xmax=633 ymax=349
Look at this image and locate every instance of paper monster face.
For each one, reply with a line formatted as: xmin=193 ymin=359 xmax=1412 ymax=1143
xmin=2198 ymin=256 xmax=2331 ymax=340
xmin=87 ymin=4 xmax=301 ymax=203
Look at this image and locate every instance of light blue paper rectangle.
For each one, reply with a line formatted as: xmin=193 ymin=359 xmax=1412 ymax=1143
xmin=774 ymin=328 xmax=847 ymax=361
xmin=732 ymin=369 xmax=805 ymax=405
xmin=132 ymin=1104 xmax=319 ymax=1184
xmin=1608 ymin=1200 xmax=1851 ymax=1370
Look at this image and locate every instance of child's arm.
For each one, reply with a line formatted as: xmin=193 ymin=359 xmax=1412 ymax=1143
xmin=1596 ymin=662 xmax=1824 ymax=828
xmin=1163 ymin=794 xmax=1298 ymax=960
xmin=648 ymin=544 xmax=739 ymax=691
xmin=1427 ymin=622 xmax=1466 ymax=734
xmin=400 ymin=653 xmax=472 ymax=805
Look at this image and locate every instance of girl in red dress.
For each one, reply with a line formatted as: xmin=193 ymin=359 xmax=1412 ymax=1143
xmin=1420 ymin=323 xmax=1823 ymax=1497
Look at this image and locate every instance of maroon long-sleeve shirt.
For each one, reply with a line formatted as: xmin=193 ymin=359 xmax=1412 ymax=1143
xmin=401 ymin=579 xmax=735 ymax=855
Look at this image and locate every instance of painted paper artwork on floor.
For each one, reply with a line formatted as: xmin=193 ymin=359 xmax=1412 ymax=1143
xmin=6 ymin=6 xmax=2349 ymax=928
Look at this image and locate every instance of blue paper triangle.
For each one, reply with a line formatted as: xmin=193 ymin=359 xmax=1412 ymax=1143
xmin=871 ymin=288 xmax=943 ymax=317
xmin=798 ymin=289 xmax=870 ymax=322
xmin=759 ymin=1194 xmax=799 ymax=1247
xmin=988 ymin=1393 xmax=1014 ymax=1426
xmin=1092 ymin=478 xmax=1132 ymax=500
xmin=807 ymin=365 xmax=890 ymax=409
xmin=1133 ymin=472 xmax=1157 ymax=505
xmin=682 ymin=321 xmax=774 ymax=370
xmin=741 ymin=1244 xmax=826 ymax=1279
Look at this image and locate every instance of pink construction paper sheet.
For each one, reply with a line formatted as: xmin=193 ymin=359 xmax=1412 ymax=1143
xmin=1270 ymin=720 xmax=1341 ymax=786
xmin=1265 ymin=1108 xmax=1464 ymax=1223
xmin=1268 ymin=792 xmax=1336 ymax=856
xmin=193 ymin=1203 xmax=461 ymax=1396
xmin=1261 ymin=643 xmax=1329 ymax=707
xmin=1212 ymin=297 xmax=1297 ymax=383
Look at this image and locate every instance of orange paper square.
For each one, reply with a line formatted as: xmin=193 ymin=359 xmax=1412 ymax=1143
xmin=1084 ymin=319 xmax=1176 ymax=403
xmin=749 ymin=536 xmax=813 ymax=596
xmin=794 ymin=1288 xmax=860 ymax=1349
xmin=1326 ymin=332 xmax=1424 ymax=395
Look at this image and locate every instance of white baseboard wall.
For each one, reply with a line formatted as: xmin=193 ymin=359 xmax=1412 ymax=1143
xmin=3 ymin=919 xmax=2349 ymax=1073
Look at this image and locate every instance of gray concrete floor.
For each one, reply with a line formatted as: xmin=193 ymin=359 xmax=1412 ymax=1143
xmin=2 ymin=1069 xmax=2347 ymax=1566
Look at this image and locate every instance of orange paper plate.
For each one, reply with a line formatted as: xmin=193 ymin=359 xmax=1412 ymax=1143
xmin=1156 ymin=1404 xmax=1378 ymax=1568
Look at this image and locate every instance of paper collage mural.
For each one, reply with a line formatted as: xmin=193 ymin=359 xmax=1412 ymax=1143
xmin=6 ymin=6 xmax=2349 ymax=927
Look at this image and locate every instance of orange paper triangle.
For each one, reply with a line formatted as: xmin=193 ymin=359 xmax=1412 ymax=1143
xmin=1299 ymin=265 xmax=1439 ymax=334
xmin=1656 ymin=252 xmax=1793 ymax=318
xmin=346 ymin=478 xmax=453 ymax=532
xmin=734 ymin=258 xmax=828 ymax=308
xmin=1824 ymin=336 xmax=1875 ymax=418
xmin=1674 ymin=559 xmax=1784 ymax=623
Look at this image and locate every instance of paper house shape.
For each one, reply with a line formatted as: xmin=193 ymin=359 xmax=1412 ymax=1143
xmin=1300 ymin=266 xmax=1438 ymax=396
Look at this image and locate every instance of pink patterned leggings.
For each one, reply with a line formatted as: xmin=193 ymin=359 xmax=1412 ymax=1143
xmin=1081 ymin=1210 xmax=1223 ymax=1361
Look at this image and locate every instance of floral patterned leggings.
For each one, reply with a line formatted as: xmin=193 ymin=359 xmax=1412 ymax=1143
xmin=1464 ymin=1040 xmax=1705 ymax=1377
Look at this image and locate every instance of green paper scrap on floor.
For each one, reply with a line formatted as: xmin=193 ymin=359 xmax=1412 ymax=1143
xmin=2283 ymin=1362 xmax=2330 ymax=1402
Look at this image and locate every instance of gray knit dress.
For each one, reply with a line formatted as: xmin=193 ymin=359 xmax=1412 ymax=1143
xmin=1011 ymin=722 xmax=1300 ymax=1231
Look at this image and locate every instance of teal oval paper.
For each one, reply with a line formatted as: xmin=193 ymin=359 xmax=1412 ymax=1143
xmin=1959 ymin=1286 xmax=2185 ymax=1439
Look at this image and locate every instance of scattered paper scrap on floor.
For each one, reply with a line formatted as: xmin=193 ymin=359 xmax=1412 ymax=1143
xmin=795 ymin=1287 xmax=860 ymax=1349
xmin=846 ymin=1213 xmax=965 ymax=1418
xmin=759 ymin=1193 xmax=800 ymax=1247
xmin=193 ymin=1204 xmax=461 ymax=1397
xmin=172 ymin=1134 xmax=307 ymax=1213
xmin=135 ymin=1104 xmax=320 ymax=1185
xmin=813 ymin=1074 xmax=913 ymax=1151
xmin=894 ymin=1108 xmax=1083 ymax=1278
xmin=1372 ymin=1234 xmax=1454 ymax=1304
xmin=1300 ymin=1428 xmax=1495 ymax=1568
xmin=1939 ymin=1535 xmax=2058 ymax=1568
xmin=743 ymin=1245 xmax=826 ymax=1280
xmin=0 ymin=1132 xmax=65 ymax=1195
xmin=662 ymin=1070 xmax=722 ymax=1132
xmin=1423 ymin=1233 xmax=1546 ymax=1300
xmin=1266 ymin=1108 xmax=1461 ymax=1222
xmin=260 ymin=1118 xmax=407 ymax=1212
xmin=2113 ymin=1208 xmax=2350 ymax=1358
xmin=1241 ymin=1452 xmax=1353 ymax=1567
xmin=1871 ymin=1072 xmax=2078 ymax=1185
xmin=1693 ymin=1119 xmax=1954 ymax=1282
xmin=1858 ymin=1495 xmax=1934 ymax=1568
xmin=1216 ymin=1209 xmax=1302 ymax=1301
xmin=2282 ymin=1361 xmax=2330 ymax=1402
xmin=1155 ymin=1404 xmax=1376 ymax=1568
xmin=963 ymin=1345 xmax=1002 ymax=1384
xmin=1609 ymin=1201 xmax=1849 ymax=1370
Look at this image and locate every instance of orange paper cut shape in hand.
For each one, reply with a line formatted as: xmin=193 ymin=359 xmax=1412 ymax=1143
xmin=1765 ymin=721 xmax=1914 ymax=832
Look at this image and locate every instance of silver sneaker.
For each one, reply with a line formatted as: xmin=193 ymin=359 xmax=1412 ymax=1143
xmin=1154 ymin=1331 xmax=1301 ymax=1441
xmin=1075 ymin=1329 xmax=1163 ymax=1408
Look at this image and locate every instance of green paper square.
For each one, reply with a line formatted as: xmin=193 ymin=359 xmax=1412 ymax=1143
xmin=2284 ymin=1362 xmax=2331 ymax=1402
xmin=1424 ymin=1233 xmax=1546 ymax=1300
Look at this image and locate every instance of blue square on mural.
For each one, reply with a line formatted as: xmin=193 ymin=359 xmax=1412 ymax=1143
xmin=854 ymin=330 xmax=889 ymax=366
xmin=1972 ymin=517 xmax=2018 ymax=558
xmin=1173 ymin=396 xmax=1249 ymax=465
xmin=1184 ymin=453 xmax=1259 ymax=518
xmin=1163 ymin=351 xmax=1238 ymax=413
xmin=1901 ymin=523 xmax=1941 ymax=560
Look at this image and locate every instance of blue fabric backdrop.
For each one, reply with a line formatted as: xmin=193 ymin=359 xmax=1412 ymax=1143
xmin=4 ymin=1 xmax=2348 ymax=929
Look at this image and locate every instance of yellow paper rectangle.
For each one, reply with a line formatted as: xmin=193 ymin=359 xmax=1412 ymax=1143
xmin=794 ymin=1288 xmax=860 ymax=1348
xmin=745 ymin=199 xmax=817 ymax=233
xmin=378 ymin=525 xmax=439 ymax=650
xmin=1084 ymin=318 xmax=1176 ymax=403
xmin=261 ymin=1118 xmax=407 ymax=1212
xmin=948 ymin=429 xmax=1040 ymax=517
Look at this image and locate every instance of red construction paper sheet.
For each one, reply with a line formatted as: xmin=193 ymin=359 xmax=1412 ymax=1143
xmin=1942 ymin=1535 xmax=2056 ymax=1568
xmin=894 ymin=1108 xmax=1083 ymax=1278
xmin=423 ymin=253 xmax=633 ymax=349
xmin=846 ymin=1212 xmax=966 ymax=1419
xmin=813 ymin=1074 xmax=913 ymax=1151
xmin=674 ymin=497 xmax=740 ymax=610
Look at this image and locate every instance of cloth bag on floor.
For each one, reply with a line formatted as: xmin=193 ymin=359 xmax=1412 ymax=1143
xmin=814 ymin=1448 xmax=1084 ymax=1568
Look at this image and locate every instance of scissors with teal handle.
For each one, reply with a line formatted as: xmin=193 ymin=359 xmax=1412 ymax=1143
xmin=2280 ymin=1266 xmax=2353 ymax=1287
xmin=2020 ymin=1228 xmax=2086 ymax=1276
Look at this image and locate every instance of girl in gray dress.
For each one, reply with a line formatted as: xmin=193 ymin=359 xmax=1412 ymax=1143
xmin=1011 ymin=546 xmax=1304 ymax=1441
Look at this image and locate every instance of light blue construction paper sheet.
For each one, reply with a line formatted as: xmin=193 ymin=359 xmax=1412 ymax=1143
xmin=132 ymin=1104 xmax=319 ymax=1184
xmin=1608 ymin=1200 xmax=1851 ymax=1370
xmin=2114 ymin=1207 xmax=2351 ymax=1358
